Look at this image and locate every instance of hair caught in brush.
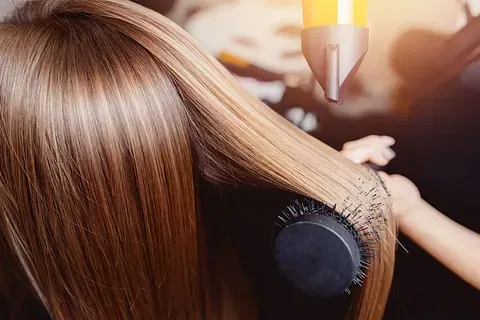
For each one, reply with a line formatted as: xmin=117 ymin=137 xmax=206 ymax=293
xmin=0 ymin=0 xmax=396 ymax=319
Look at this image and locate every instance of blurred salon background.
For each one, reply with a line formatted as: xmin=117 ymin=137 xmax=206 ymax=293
xmin=2 ymin=0 xmax=480 ymax=318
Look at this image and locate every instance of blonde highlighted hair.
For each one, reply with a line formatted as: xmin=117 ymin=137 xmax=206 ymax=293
xmin=0 ymin=0 xmax=396 ymax=319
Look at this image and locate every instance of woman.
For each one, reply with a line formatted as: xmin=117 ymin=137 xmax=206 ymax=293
xmin=0 ymin=0 xmax=395 ymax=319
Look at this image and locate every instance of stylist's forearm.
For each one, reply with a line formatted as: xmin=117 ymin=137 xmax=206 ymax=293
xmin=400 ymin=200 xmax=480 ymax=290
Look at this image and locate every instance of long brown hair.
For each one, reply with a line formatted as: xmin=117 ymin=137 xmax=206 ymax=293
xmin=0 ymin=0 xmax=396 ymax=319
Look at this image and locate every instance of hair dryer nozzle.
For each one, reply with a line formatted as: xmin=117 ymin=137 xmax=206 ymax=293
xmin=302 ymin=25 xmax=369 ymax=104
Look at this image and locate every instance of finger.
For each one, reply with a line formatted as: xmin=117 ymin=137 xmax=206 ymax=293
xmin=341 ymin=148 xmax=372 ymax=164
xmin=369 ymin=153 xmax=390 ymax=166
xmin=362 ymin=135 xmax=395 ymax=148
xmin=342 ymin=135 xmax=395 ymax=151
xmin=369 ymin=147 xmax=396 ymax=165
xmin=341 ymin=137 xmax=396 ymax=165
xmin=380 ymin=135 xmax=395 ymax=146
xmin=365 ymin=136 xmax=395 ymax=151
xmin=381 ymin=147 xmax=396 ymax=161
xmin=342 ymin=146 xmax=394 ymax=165
xmin=340 ymin=149 xmax=362 ymax=163
xmin=342 ymin=135 xmax=377 ymax=150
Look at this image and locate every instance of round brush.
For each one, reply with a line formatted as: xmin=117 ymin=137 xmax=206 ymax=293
xmin=273 ymin=197 xmax=378 ymax=298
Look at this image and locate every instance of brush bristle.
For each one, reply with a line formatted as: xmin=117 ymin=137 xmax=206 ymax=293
xmin=274 ymin=197 xmax=378 ymax=295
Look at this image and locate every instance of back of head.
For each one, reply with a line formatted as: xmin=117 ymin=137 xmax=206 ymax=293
xmin=0 ymin=1 xmax=396 ymax=319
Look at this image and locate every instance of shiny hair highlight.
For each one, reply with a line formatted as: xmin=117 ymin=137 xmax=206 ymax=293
xmin=0 ymin=1 xmax=396 ymax=319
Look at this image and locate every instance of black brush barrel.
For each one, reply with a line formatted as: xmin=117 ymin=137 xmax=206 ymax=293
xmin=274 ymin=214 xmax=360 ymax=297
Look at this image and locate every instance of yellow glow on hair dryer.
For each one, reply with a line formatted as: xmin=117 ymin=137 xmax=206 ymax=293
xmin=302 ymin=0 xmax=368 ymax=104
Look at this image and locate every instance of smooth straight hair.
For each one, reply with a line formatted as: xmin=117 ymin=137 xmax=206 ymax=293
xmin=0 ymin=0 xmax=396 ymax=319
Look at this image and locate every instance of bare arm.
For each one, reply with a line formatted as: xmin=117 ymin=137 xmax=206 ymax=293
xmin=340 ymin=135 xmax=480 ymax=291
xmin=400 ymin=199 xmax=480 ymax=291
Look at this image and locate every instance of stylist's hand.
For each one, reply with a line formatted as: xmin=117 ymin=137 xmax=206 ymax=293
xmin=341 ymin=135 xmax=396 ymax=166
xmin=377 ymin=172 xmax=422 ymax=221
